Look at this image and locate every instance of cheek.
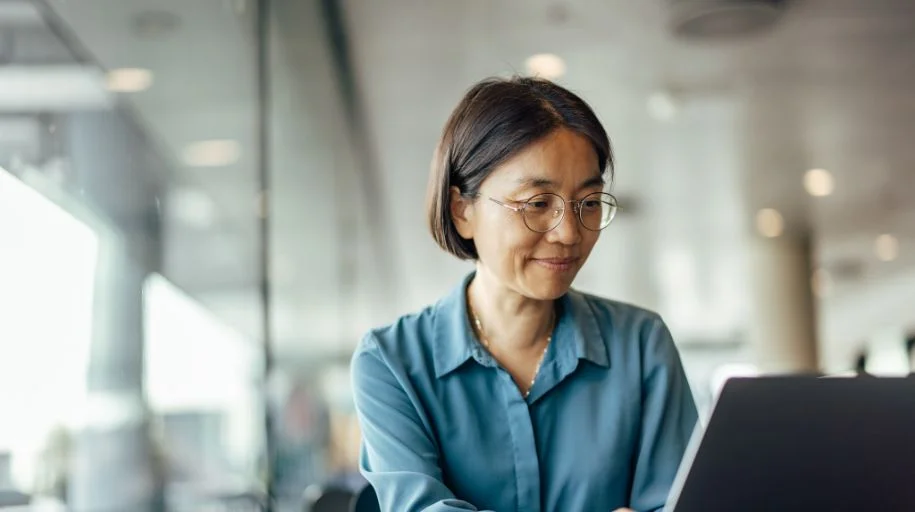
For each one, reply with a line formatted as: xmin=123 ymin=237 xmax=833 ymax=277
xmin=581 ymin=231 xmax=601 ymax=254
xmin=473 ymin=219 xmax=540 ymax=264
xmin=487 ymin=233 xmax=540 ymax=262
xmin=501 ymin=226 xmax=542 ymax=255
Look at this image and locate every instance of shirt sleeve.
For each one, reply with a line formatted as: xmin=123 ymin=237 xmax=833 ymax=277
xmin=350 ymin=334 xmax=496 ymax=512
xmin=628 ymin=317 xmax=699 ymax=512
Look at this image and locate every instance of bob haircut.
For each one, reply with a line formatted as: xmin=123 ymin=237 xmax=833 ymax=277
xmin=426 ymin=76 xmax=613 ymax=260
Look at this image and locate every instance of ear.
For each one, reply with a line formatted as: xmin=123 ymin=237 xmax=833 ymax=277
xmin=449 ymin=186 xmax=475 ymax=239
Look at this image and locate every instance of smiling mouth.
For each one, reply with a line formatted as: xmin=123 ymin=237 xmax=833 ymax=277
xmin=532 ymin=257 xmax=579 ymax=271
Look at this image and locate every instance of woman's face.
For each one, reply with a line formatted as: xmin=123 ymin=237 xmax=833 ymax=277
xmin=453 ymin=128 xmax=604 ymax=300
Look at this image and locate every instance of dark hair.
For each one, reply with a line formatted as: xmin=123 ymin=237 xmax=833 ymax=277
xmin=426 ymin=76 xmax=613 ymax=260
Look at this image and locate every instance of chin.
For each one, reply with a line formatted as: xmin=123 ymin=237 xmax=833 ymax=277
xmin=534 ymin=287 xmax=569 ymax=301
xmin=527 ymin=272 xmax=578 ymax=300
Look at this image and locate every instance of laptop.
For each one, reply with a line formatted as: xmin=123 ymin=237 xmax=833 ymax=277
xmin=666 ymin=375 xmax=915 ymax=512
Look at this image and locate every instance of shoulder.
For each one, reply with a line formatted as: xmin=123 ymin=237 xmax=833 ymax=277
xmin=569 ymin=289 xmax=679 ymax=366
xmin=351 ymin=305 xmax=438 ymax=377
xmin=571 ymin=288 xmax=665 ymax=336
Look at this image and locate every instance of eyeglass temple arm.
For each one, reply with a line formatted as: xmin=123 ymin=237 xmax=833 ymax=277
xmin=487 ymin=197 xmax=524 ymax=212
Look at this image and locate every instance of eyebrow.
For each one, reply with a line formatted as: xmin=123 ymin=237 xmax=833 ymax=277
xmin=515 ymin=174 xmax=605 ymax=191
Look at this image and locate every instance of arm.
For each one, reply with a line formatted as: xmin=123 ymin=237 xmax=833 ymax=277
xmin=351 ymin=334 xmax=495 ymax=512
xmin=628 ymin=318 xmax=699 ymax=512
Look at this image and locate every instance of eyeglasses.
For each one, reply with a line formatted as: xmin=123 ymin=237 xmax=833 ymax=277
xmin=486 ymin=192 xmax=618 ymax=233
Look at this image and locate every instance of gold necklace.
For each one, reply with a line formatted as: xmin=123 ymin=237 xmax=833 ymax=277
xmin=470 ymin=306 xmax=554 ymax=398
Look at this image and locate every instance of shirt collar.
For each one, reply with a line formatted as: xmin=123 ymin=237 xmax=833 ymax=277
xmin=558 ymin=289 xmax=610 ymax=368
xmin=432 ymin=272 xmax=610 ymax=379
xmin=432 ymin=272 xmax=477 ymax=378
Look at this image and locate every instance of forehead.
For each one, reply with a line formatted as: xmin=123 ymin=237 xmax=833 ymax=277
xmin=483 ymin=128 xmax=601 ymax=189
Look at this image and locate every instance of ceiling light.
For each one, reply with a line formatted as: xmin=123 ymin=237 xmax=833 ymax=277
xmin=874 ymin=234 xmax=899 ymax=262
xmin=105 ymin=68 xmax=153 ymax=93
xmin=755 ymin=208 xmax=784 ymax=238
xmin=181 ymin=139 xmax=241 ymax=167
xmin=670 ymin=0 xmax=786 ymax=40
xmin=804 ymin=168 xmax=834 ymax=197
xmin=525 ymin=53 xmax=566 ymax=80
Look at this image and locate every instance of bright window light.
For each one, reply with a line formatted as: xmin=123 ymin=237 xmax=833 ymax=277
xmin=143 ymin=273 xmax=261 ymax=412
xmin=143 ymin=273 xmax=264 ymax=475
xmin=0 ymin=166 xmax=97 ymax=484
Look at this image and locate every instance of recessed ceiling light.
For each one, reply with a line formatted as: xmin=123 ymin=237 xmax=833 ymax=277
xmin=874 ymin=234 xmax=899 ymax=262
xmin=181 ymin=139 xmax=241 ymax=167
xmin=671 ymin=2 xmax=785 ymax=40
xmin=804 ymin=168 xmax=834 ymax=197
xmin=525 ymin=53 xmax=566 ymax=80
xmin=105 ymin=68 xmax=153 ymax=93
xmin=755 ymin=208 xmax=784 ymax=238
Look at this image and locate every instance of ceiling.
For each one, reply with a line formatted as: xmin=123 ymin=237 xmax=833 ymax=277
xmin=25 ymin=0 xmax=915 ymax=371
xmin=42 ymin=0 xmax=262 ymax=292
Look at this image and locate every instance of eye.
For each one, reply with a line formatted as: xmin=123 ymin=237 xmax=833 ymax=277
xmin=528 ymin=200 xmax=550 ymax=210
xmin=525 ymin=193 xmax=557 ymax=210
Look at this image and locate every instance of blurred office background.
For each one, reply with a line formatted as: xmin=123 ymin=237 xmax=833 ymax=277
xmin=1 ymin=0 xmax=914 ymax=510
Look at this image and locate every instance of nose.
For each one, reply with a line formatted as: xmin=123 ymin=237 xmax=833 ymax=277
xmin=545 ymin=203 xmax=582 ymax=245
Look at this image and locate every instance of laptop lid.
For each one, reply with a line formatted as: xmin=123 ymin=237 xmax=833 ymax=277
xmin=666 ymin=376 xmax=915 ymax=512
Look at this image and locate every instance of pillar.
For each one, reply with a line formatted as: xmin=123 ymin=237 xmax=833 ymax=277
xmin=63 ymin=111 xmax=165 ymax=511
xmin=747 ymin=234 xmax=819 ymax=373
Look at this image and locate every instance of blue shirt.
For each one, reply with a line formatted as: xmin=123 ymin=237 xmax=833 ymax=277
xmin=351 ymin=273 xmax=698 ymax=512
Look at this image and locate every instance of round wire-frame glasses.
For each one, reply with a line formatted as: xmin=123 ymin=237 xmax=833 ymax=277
xmin=485 ymin=192 xmax=618 ymax=233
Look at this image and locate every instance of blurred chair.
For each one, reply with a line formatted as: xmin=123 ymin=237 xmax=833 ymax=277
xmin=304 ymin=486 xmax=354 ymax=512
xmin=350 ymin=483 xmax=379 ymax=512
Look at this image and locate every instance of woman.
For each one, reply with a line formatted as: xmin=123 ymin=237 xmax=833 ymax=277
xmin=351 ymin=76 xmax=698 ymax=512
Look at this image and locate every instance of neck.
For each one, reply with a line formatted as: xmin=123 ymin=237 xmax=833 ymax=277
xmin=467 ymin=267 xmax=555 ymax=354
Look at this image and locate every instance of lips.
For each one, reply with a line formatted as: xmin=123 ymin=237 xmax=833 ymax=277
xmin=533 ymin=257 xmax=580 ymax=271
xmin=535 ymin=258 xmax=578 ymax=264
